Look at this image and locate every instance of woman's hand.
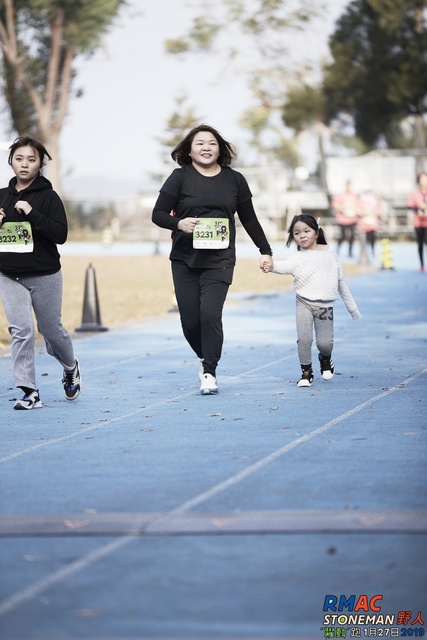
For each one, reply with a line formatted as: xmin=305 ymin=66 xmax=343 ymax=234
xmin=15 ymin=200 xmax=32 ymax=216
xmin=0 ymin=207 xmax=5 ymax=227
xmin=260 ymin=255 xmax=273 ymax=272
xmin=177 ymin=217 xmax=199 ymax=233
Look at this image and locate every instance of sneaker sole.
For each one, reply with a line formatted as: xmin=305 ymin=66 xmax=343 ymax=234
xmin=322 ymin=372 xmax=334 ymax=381
xmin=297 ymin=380 xmax=312 ymax=387
xmin=200 ymin=388 xmax=218 ymax=395
xmin=14 ymin=401 xmax=43 ymax=410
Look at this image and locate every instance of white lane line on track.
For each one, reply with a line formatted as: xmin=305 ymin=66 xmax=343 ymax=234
xmin=167 ymin=369 xmax=427 ymax=516
xmin=0 ymin=367 xmax=425 ymax=617
xmin=0 ymin=356 xmax=293 ymax=464
xmin=0 ymin=389 xmax=201 ymax=464
xmin=0 ymin=344 xmax=183 ymax=399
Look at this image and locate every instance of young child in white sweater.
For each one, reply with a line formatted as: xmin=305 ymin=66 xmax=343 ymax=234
xmin=262 ymin=214 xmax=361 ymax=387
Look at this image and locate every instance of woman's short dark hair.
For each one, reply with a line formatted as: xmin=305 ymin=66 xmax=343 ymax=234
xmin=171 ymin=124 xmax=236 ymax=167
xmin=286 ymin=214 xmax=328 ymax=249
xmin=8 ymin=136 xmax=52 ymax=167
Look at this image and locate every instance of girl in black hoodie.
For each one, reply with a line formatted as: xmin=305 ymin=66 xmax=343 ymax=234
xmin=0 ymin=136 xmax=81 ymax=410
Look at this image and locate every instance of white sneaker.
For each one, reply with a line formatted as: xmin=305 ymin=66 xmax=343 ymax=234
xmin=200 ymin=373 xmax=218 ymax=395
xmin=297 ymin=367 xmax=314 ymax=387
xmin=14 ymin=389 xmax=43 ymax=410
xmin=318 ymin=353 xmax=335 ymax=381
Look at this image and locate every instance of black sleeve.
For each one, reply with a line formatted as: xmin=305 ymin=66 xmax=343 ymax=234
xmin=236 ymin=198 xmax=272 ymax=255
xmin=27 ymin=191 xmax=68 ymax=245
xmin=152 ymin=191 xmax=180 ymax=232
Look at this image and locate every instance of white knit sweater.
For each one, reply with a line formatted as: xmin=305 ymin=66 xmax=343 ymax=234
xmin=271 ymin=246 xmax=361 ymax=319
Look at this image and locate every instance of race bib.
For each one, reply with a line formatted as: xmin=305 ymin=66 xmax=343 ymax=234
xmin=343 ymin=207 xmax=355 ymax=217
xmin=363 ymin=215 xmax=376 ymax=225
xmin=0 ymin=221 xmax=34 ymax=252
xmin=193 ymin=218 xmax=230 ymax=249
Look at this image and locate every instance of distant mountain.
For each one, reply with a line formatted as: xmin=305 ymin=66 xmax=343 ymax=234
xmin=62 ymin=173 xmax=158 ymax=202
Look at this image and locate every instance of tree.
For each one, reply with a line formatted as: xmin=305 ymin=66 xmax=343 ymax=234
xmin=281 ymin=78 xmax=371 ymax=192
xmin=156 ymin=93 xmax=201 ymax=173
xmin=323 ymin=0 xmax=427 ymax=155
xmin=282 ymin=82 xmax=329 ymax=189
xmin=164 ymin=0 xmax=320 ymax=58
xmin=164 ymin=0 xmax=323 ymax=169
xmin=0 ymin=0 xmax=125 ymax=192
xmin=238 ymin=103 xmax=299 ymax=169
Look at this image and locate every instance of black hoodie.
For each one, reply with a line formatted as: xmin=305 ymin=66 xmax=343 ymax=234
xmin=0 ymin=174 xmax=68 ymax=277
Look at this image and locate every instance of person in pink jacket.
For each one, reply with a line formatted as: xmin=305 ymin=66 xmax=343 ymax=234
xmin=332 ymin=180 xmax=359 ymax=258
xmin=407 ymin=172 xmax=427 ymax=272
xmin=357 ymin=188 xmax=381 ymax=264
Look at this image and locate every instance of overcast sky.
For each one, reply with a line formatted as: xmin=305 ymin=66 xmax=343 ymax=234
xmin=0 ymin=0 xmax=349 ymax=197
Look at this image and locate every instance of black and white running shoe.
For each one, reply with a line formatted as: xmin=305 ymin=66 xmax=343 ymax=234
xmin=14 ymin=389 xmax=43 ymax=410
xmin=62 ymin=359 xmax=81 ymax=400
xmin=318 ymin=353 xmax=335 ymax=380
xmin=297 ymin=367 xmax=314 ymax=387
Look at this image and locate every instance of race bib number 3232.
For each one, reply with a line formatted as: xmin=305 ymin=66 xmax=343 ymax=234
xmin=0 ymin=221 xmax=34 ymax=252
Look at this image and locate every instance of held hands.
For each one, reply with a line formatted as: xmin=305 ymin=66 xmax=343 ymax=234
xmin=15 ymin=200 xmax=32 ymax=216
xmin=178 ymin=217 xmax=199 ymax=233
xmin=260 ymin=255 xmax=273 ymax=273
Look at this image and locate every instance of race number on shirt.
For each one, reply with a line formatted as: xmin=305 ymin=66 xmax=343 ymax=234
xmin=193 ymin=218 xmax=230 ymax=249
xmin=0 ymin=221 xmax=34 ymax=252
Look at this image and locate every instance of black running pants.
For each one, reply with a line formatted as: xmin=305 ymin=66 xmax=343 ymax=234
xmin=171 ymin=261 xmax=233 ymax=376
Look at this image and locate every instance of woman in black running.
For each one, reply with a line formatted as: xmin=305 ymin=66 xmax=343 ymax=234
xmin=152 ymin=124 xmax=273 ymax=395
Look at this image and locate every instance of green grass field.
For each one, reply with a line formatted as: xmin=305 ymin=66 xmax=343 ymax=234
xmin=0 ymin=251 xmax=371 ymax=354
xmin=0 ymin=254 xmax=293 ymax=352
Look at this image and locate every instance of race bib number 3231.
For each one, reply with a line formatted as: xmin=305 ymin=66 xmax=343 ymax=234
xmin=0 ymin=221 xmax=34 ymax=252
xmin=193 ymin=218 xmax=230 ymax=249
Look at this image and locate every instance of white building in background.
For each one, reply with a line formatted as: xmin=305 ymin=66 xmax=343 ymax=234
xmin=236 ymin=151 xmax=424 ymax=240
xmin=326 ymin=150 xmax=421 ymax=201
xmin=235 ymin=166 xmax=329 ymax=241
xmin=326 ymin=149 xmax=425 ymax=239
xmin=60 ymin=150 xmax=425 ymax=242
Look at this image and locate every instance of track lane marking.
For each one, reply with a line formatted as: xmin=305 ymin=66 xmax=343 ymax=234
xmin=0 ymin=368 xmax=425 ymax=616
xmin=0 ymin=356 xmax=292 ymax=464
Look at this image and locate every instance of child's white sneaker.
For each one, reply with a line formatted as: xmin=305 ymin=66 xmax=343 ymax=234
xmin=318 ymin=353 xmax=334 ymax=380
xmin=297 ymin=366 xmax=314 ymax=387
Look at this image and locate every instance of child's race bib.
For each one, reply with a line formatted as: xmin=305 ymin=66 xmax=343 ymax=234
xmin=0 ymin=221 xmax=34 ymax=252
xmin=193 ymin=218 xmax=230 ymax=249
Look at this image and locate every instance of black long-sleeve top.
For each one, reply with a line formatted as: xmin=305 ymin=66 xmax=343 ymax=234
xmin=152 ymin=164 xmax=272 ymax=269
xmin=0 ymin=174 xmax=67 ymax=277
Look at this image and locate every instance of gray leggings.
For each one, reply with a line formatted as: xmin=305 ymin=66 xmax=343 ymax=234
xmin=296 ymin=296 xmax=334 ymax=366
xmin=0 ymin=270 xmax=75 ymax=390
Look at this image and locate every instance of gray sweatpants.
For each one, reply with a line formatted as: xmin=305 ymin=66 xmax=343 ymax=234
xmin=296 ymin=295 xmax=335 ymax=366
xmin=0 ymin=270 xmax=76 ymax=390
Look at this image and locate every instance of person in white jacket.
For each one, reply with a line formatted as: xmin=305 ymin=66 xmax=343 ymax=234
xmin=262 ymin=214 xmax=361 ymax=387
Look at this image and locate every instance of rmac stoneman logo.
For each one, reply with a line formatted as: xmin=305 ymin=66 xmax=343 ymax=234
xmin=322 ymin=594 xmax=392 ymax=625
xmin=320 ymin=594 xmax=425 ymax=637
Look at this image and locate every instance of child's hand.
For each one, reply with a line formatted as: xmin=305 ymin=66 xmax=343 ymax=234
xmin=260 ymin=255 xmax=273 ymax=272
